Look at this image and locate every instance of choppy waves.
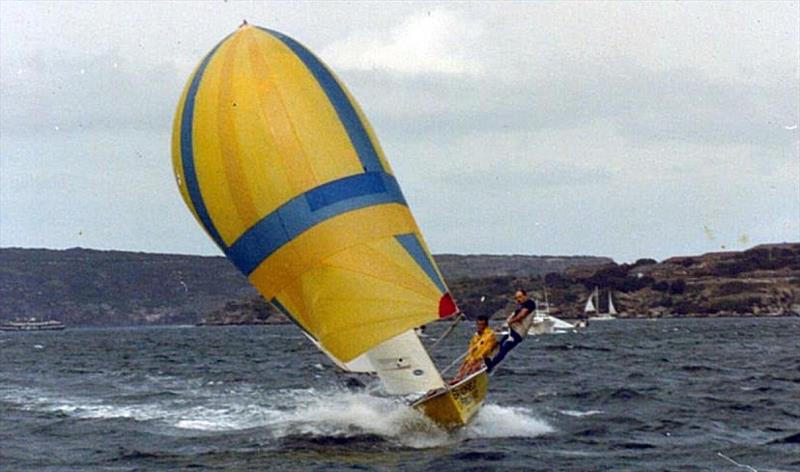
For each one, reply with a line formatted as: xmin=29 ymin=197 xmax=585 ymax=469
xmin=1 ymin=381 xmax=552 ymax=449
xmin=2 ymin=319 xmax=799 ymax=470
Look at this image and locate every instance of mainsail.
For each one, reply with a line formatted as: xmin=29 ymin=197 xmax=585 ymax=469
xmin=584 ymin=292 xmax=597 ymax=313
xmin=171 ymin=24 xmax=459 ymax=394
xmin=608 ymin=292 xmax=618 ymax=316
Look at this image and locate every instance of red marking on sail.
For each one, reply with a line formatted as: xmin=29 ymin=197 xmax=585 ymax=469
xmin=438 ymin=292 xmax=458 ymax=318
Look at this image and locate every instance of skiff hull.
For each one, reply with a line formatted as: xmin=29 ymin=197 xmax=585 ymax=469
xmin=411 ymin=369 xmax=489 ymax=430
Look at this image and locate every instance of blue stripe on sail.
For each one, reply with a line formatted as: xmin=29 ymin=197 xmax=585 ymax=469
xmin=179 ymin=36 xmax=230 ymax=249
xmin=227 ymin=172 xmax=407 ymax=275
xmin=306 ymin=171 xmax=385 ymax=211
xmin=395 ymin=233 xmax=446 ymax=293
xmin=258 ymin=27 xmax=385 ymax=174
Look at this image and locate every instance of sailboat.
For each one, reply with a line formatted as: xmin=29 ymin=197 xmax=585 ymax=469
xmin=527 ymin=290 xmax=578 ymax=334
xmin=584 ymin=287 xmax=617 ymax=321
xmin=171 ymin=23 xmax=487 ymax=429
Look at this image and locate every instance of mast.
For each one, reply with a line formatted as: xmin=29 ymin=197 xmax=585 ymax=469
xmin=595 ymin=287 xmax=600 ymax=314
xmin=542 ymin=284 xmax=550 ymax=315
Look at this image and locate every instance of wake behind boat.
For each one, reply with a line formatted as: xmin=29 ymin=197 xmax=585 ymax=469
xmin=172 ymin=23 xmax=487 ymax=429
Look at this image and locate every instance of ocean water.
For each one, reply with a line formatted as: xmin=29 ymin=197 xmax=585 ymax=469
xmin=1 ymin=317 xmax=798 ymax=471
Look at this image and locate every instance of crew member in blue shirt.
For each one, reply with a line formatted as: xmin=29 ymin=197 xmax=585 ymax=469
xmin=484 ymin=289 xmax=536 ymax=372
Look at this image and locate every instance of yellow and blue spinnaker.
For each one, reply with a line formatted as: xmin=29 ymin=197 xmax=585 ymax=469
xmin=171 ymin=24 xmax=458 ymax=362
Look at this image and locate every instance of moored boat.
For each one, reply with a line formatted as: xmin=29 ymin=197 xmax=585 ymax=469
xmin=498 ymin=297 xmax=581 ymax=336
xmin=0 ymin=318 xmax=65 ymax=331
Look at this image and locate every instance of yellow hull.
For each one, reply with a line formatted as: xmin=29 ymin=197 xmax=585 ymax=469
xmin=411 ymin=369 xmax=489 ymax=430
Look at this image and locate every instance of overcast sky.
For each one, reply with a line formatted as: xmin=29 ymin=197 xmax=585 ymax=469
xmin=1 ymin=1 xmax=798 ymax=262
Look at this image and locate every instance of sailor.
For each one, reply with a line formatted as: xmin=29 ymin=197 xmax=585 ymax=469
xmin=484 ymin=289 xmax=536 ymax=372
xmin=452 ymin=315 xmax=497 ymax=382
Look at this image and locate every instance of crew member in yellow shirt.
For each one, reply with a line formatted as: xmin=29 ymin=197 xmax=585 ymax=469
xmin=452 ymin=315 xmax=497 ymax=382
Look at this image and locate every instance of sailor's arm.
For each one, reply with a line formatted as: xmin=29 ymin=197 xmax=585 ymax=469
xmin=507 ymin=307 xmax=531 ymax=324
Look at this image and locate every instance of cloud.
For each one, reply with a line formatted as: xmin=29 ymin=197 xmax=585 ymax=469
xmin=0 ymin=129 xmax=219 ymax=255
xmin=321 ymin=8 xmax=483 ymax=75
xmin=1 ymin=1 xmax=797 ymax=261
xmin=0 ymin=49 xmax=184 ymax=133
xmin=382 ymin=113 xmax=798 ymax=260
xmin=340 ymin=57 xmax=798 ymax=157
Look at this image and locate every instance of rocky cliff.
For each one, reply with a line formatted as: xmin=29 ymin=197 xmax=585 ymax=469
xmin=0 ymin=247 xmax=611 ymax=326
xmin=2 ymin=244 xmax=796 ymax=326
xmin=0 ymin=248 xmax=255 ymax=326
xmin=187 ymin=243 xmax=800 ymax=325
xmin=451 ymin=243 xmax=800 ymax=320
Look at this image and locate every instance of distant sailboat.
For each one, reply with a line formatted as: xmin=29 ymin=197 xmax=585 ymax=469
xmin=585 ymin=287 xmax=617 ymax=321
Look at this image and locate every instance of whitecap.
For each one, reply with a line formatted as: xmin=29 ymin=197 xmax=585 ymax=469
xmin=2 ymin=383 xmax=551 ymax=448
xmin=465 ymin=403 xmax=554 ymax=438
xmin=559 ymin=409 xmax=603 ymax=417
xmin=257 ymin=389 xmax=452 ymax=448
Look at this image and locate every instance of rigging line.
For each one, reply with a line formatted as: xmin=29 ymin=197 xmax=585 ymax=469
xmin=440 ymin=350 xmax=469 ymax=375
xmin=429 ymin=312 xmax=466 ymax=352
xmin=716 ymin=452 xmax=758 ymax=472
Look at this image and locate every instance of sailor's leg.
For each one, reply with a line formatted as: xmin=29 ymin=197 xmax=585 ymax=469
xmin=485 ymin=330 xmax=522 ymax=371
xmin=483 ymin=333 xmax=507 ymax=372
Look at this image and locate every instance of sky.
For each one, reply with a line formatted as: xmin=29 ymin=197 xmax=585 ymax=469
xmin=1 ymin=1 xmax=798 ymax=263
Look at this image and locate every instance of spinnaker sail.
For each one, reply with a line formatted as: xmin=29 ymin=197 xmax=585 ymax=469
xmin=171 ymin=24 xmax=460 ymax=395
